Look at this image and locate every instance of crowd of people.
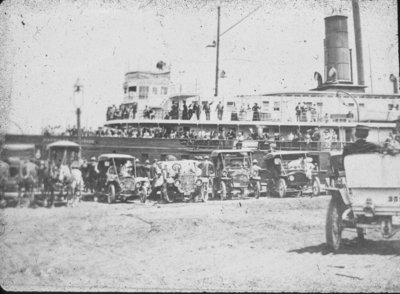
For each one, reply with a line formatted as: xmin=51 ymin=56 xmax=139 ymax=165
xmin=106 ymin=103 xmax=137 ymax=121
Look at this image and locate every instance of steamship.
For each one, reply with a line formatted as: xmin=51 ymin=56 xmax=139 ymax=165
xmin=4 ymin=4 xmax=400 ymax=162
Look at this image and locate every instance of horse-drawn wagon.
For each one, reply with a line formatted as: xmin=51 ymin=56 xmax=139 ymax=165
xmin=39 ymin=140 xmax=83 ymax=207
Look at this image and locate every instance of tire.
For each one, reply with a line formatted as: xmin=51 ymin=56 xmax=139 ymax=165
xmin=107 ymin=184 xmax=116 ymax=204
xmin=278 ymin=179 xmax=287 ymax=198
xmin=220 ymin=181 xmax=227 ymax=200
xmin=312 ymin=177 xmax=321 ymax=197
xmin=326 ymin=197 xmax=345 ymax=251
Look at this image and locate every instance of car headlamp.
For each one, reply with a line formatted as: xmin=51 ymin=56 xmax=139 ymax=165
xmin=196 ymin=179 xmax=203 ymax=186
xmin=274 ymin=158 xmax=281 ymax=165
xmin=288 ymin=175 xmax=294 ymax=181
xmin=135 ymin=182 xmax=141 ymax=188
xmin=222 ymin=170 xmax=228 ymax=177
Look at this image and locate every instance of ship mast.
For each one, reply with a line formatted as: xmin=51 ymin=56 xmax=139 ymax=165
xmin=214 ymin=6 xmax=220 ymax=97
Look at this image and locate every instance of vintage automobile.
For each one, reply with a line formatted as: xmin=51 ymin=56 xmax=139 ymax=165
xmin=96 ymin=154 xmax=151 ymax=203
xmin=262 ymin=151 xmax=317 ymax=198
xmin=210 ymin=149 xmax=260 ymax=200
xmin=157 ymin=160 xmax=212 ymax=202
xmin=326 ymin=153 xmax=400 ymax=251
xmin=308 ymin=150 xmax=344 ymax=197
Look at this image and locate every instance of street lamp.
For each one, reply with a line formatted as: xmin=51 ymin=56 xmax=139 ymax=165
xmin=73 ymin=79 xmax=84 ymax=158
xmin=336 ymin=90 xmax=360 ymax=123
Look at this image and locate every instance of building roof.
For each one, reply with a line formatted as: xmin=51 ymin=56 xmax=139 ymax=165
xmin=98 ymin=154 xmax=134 ymax=161
xmin=46 ymin=140 xmax=80 ymax=150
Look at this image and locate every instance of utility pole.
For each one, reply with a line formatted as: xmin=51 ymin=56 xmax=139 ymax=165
xmin=214 ymin=6 xmax=220 ymax=97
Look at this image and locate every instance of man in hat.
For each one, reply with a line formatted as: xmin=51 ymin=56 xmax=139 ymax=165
xmin=343 ymin=125 xmax=381 ymax=158
xmin=144 ymin=159 xmax=151 ymax=178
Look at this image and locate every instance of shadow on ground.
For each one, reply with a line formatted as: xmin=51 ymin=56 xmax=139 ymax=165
xmin=289 ymin=238 xmax=400 ymax=256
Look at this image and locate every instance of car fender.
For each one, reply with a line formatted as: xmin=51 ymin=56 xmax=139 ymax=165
xmin=326 ymin=187 xmax=351 ymax=205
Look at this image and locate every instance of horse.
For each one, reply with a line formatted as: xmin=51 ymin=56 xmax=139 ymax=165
xmin=0 ymin=160 xmax=10 ymax=207
xmin=17 ymin=160 xmax=39 ymax=207
xmin=58 ymin=163 xmax=84 ymax=207
xmin=40 ymin=161 xmax=59 ymax=208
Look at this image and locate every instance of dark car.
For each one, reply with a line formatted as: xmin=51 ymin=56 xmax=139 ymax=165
xmin=210 ymin=149 xmax=260 ymax=200
xmin=263 ymin=151 xmax=317 ymax=198
xmin=96 ymin=154 xmax=151 ymax=203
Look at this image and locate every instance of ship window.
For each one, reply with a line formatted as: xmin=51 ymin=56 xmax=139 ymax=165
xmin=124 ymin=87 xmax=127 ymax=94
xmin=273 ymin=102 xmax=280 ymax=111
xmin=141 ymin=153 xmax=149 ymax=161
xmin=139 ymin=86 xmax=149 ymax=99
xmin=160 ymin=154 xmax=167 ymax=161
xmin=152 ymin=87 xmax=158 ymax=95
xmin=388 ymin=104 xmax=394 ymax=110
xmin=181 ymin=155 xmax=190 ymax=160
xmin=128 ymin=86 xmax=137 ymax=92
xmin=359 ymin=103 xmax=365 ymax=107
xmin=262 ymin=101 xmax=270 ymax=111
xmin=161 ymin=87 xmax=168 ymax=95
xmin=348 ymin=103 xmax=355 ymax=107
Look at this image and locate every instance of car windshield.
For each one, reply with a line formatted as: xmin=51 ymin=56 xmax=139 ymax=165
xmin=223 ymin=153 xmax=250 ymax=170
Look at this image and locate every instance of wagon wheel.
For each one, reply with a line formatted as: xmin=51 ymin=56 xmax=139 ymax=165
xmin=326 ymin=197 xmax=345 ymax=251
xmin=312 ymin=177 xmax=321 ymax=197
xmin=201 ymin=185 xmax=208 ymax=202
xmin=107 ymin=184 xmax=116 ymax=204
xmin=278 ymin=179 xmax=287 ymax=198
xmin=220 ymin=181 xmax=227 ymax=200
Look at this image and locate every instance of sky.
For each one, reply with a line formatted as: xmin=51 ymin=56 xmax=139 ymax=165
xmin=0 ymin=0 xmax=398 ymax=134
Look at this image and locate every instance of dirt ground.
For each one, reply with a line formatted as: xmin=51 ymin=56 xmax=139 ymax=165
xmin=0 ymin=194 xmax=399 ymax=292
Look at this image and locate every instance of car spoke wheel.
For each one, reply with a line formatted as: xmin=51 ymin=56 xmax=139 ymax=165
xmin=312 ymin=177 xmax=321 ymax=197
xmin=278 ymin=179 xmax=287 ymax=198
xmin=220 ymin=181 xmax=227 ymax=200
xmin=107 ymin=184 xmax=116 ymax=204
xmin=326 ymin=197 xmax=345 ymax=251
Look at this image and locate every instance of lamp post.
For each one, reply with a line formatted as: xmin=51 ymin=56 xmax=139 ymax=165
xmin=73 ymin=79 xmax=84 ymax=158
xmin=336 ymin=90 xmax=359 ymax=123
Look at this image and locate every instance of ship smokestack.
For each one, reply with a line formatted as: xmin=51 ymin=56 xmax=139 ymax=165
xmin=352 ymin=0 xmax=365 ymax=86
xmin=324 ymin=15 xmax=351 ymax=83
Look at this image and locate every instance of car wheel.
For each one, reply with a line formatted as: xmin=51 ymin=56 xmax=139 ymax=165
xmin=326 ymin=197 xmax=345 ymax=252
xmin=312 ymin=177 xmax=321 ymax=197
xmin=220 ymin=181 xmax=227 ymax=200
xmin=278 ymin=179 xmax=287 ymax=198
xmin=107 ymin=184 xmax=116 ymax=204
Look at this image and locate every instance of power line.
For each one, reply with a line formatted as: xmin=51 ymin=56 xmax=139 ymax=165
xmin=220 ymin=6 xmax=262 ymax=38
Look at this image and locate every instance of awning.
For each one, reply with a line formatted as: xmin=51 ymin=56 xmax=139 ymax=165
xmin=46 ymin=140 xmax=80 ymax=150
